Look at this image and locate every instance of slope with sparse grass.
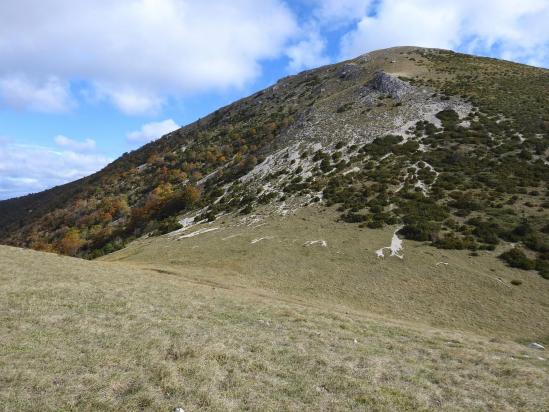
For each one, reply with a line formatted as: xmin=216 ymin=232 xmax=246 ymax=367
xmin=1 ymin=245 xmax=548 ymax=411
xmin=102 ymin=206 xmax=549 ymax=342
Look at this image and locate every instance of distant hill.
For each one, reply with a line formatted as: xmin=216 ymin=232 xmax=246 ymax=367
xmin=0 ymin=46 xmax=547 ymax=278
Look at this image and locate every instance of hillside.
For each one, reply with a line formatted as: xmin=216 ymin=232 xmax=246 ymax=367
xmin=0 ymin=46 xmax=547 ymax=280
xmin=101 ymin=207 xmax=549 ymax=341
xmin=1 ymin=244 xmax=548 ymax=411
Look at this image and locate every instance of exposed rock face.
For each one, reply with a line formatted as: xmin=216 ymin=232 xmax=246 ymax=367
xmin=370 ymin=71 xmax=413 ymax=100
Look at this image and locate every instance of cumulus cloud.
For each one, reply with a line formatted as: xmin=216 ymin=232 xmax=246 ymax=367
xmin=54 ymin=135 xmax=96 ymax=152
xmin=0 ymin=139 xmax=111 ymax=199
xmin=0 ymin=0 xmax=298 ymax=114
xmin=286 ymin=30 xmax=330 ymax=72
xmin=311 ymin=0 xmax=373 ymax=26
xmin=102 ymin=88 xmax=165 ymax=116
xmin=127 ymin=119 xmax=180 ymax=143
xmin=339 ymin=0 xmax=549 ymax=67
xmin=0 ymin=75 xmax=73 ymax=113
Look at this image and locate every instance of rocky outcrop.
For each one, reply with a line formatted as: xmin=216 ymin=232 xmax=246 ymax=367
xmin=370 ymin=71 xmax=412 ymax=100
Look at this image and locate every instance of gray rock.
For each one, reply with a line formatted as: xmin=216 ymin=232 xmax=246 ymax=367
xmin=370 ymin=71 xmax=412 ymax=100
xmin=527 ymin=342 xmax=545 ymax=350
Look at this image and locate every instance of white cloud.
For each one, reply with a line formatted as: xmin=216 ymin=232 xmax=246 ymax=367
xmin=312 ymin=0 xmax=373 ymax=26
xmin=127 ymin=119 xmax=180 ymax=143
xmin=0 ymin=75 xmax=73 ymax=113
xmin=286 ymin=30 xmax=330 ymax=72
xmin=285 ymin=1 xmax=375 ymax=72
xmin=0 ymin=0 xmax=298 ymax=114
xmin=54 ymin=135 xmax=96 ymax=152
xmin=0 ymin=139 xmax=111 ymax=199
xmin=103 ymin=88 xmax=164 ymax=116
xmin=339 ymin=0 xmax=549 ymax=67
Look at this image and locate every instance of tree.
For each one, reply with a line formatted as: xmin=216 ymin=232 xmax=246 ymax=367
xmin=57 ymin=228 xmax=86 ymax=256
xmin=181 ymin=185 xmax=201 ymax=205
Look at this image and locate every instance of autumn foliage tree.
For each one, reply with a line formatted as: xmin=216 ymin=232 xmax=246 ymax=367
xmin=126 ymin=183 xmax=201 ymax=234
xmin=57 ymin=228 xmax=86 ymax=256
xmin=181 ymin=185 xmax=201 ymax=205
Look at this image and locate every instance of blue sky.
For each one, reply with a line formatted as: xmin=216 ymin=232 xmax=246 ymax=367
xmin=1 ymin=0 xmax=548 ymax=200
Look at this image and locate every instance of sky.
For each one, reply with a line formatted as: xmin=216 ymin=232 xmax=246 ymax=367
xmin=1 ymin=0 xmax=548 ymax=200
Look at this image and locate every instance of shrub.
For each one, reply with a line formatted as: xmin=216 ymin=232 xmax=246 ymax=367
xmin=196 ymin=210 xmax=217 ymax=222
xmin=258 ymin=192 xmax=278 ymax=205
xmin=240 ymin=204 xmax=253 ymax=215
xmin=320 ymin=158 xmax=332 ymax=173
xmin=499 ymin=248 xmax=536 ymax=271
xmin=362 ymin=135 xmax=403 ymax=157
xmin=468 ymin=219 xmax=500 ymax=244
xmin=447 ymin=192 xmax=481 ymax=214
xmin=535 ymin=254 xmax=549 ymax=279
xmin=341 ymin=212 xmax=367 ymax=223
xmin=398 ymin=220 xmax=440 ymax=241
xmin=336 ymin=103 xmax=353 ymax=113
xmin=154 ymin=217 xmax=183 ymax=235
xmin=510 ymin=220 xmax=534 ymax=238
xmin=392 ymin=141 xmax=419 ymax=155
xmin=398 ymin=196 xmax=449 ymax=222
xmin=367 ymin=220 xmax=384 ymax=229
xmin=436 ymin=109 xmax=459 ymax=129
xmin=433 ymin=234 xmax=477 ymax=250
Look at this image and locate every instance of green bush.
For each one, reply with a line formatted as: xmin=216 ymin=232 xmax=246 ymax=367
xmin=398 ymin=220 xmax=440 ymax=241
xmin=398 ymin=195 xmax=449 ymax=222
xmin=155 ymin=216 xmax=183 ymax=235
xmin=240 ymin=204 xmax=253 ymax=215
xmin=467 ymin=219 xmax=500 ymax=244
xmin=362 ymin=135 xmax=403 ymax=157
xmin=436 ymin=109 xmax=459 ymax=129
xmin=535 ymin=259 xmax=549 ymax=279
xmin=499 ymin=248 xmax=536 ymax=271
xmin=341 ymin=212 xmax=367 ymax=223
xmin=433 ymin=235 xmax=477 ymax=250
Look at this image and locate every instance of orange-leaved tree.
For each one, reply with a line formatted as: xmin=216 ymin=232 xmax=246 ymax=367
xmin=57 ymin=228 xmax=86 ymax=256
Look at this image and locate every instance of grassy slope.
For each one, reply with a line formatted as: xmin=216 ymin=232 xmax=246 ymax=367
xmin=1 ymin=245 xmax=548 ymax=411
xmin=103 ymin=206 xmax=549 ymax=342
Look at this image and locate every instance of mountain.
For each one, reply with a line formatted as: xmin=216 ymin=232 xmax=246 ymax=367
xmin=0 ymin=46 xmax=547 ymax=279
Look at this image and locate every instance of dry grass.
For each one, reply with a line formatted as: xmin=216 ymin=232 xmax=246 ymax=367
xmin=104 ymin=206 xmax=549 ymax=342
xmin=1 ymin=244 xmax=548 ymax=411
